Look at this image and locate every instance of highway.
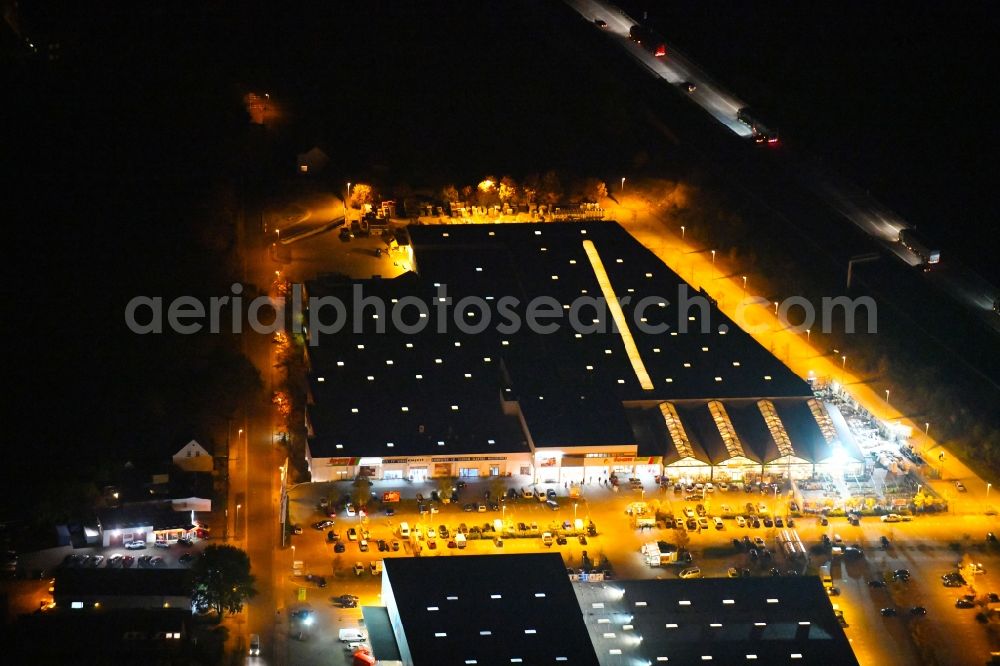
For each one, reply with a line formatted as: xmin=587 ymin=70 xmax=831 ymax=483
xmin=564 ymin=0 xmax=1000 ymax=336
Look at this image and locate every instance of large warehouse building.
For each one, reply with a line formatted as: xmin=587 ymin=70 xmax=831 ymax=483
xmin=303 ymin=222 xmax=863 ymax=484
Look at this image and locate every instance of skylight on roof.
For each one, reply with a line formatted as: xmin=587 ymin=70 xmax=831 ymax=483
xmin=336 ymin=444 xmax=343 ymax=449
xmin=415 ymin=374 xmax=423 ymax=379
xmin=317 ymin=377 xmax=325 ymax=382
xmin=401 ymin=407 xmax=409 ymax=412
xmin=351 ymin=408 xmax=359 ymax=413
xmin=491 ymin=594 xmax=502 ymax=599
xmin=337 ymin=360 xmax=345 ymax=366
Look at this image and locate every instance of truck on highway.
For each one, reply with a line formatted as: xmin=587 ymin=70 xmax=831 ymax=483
xmin=898 ymin=228 xmax=941 ymax=266
xmin=628 ymin=25 xmax=667 ymax=57
xmin=737 ymin=107 xmax=779 ymax=145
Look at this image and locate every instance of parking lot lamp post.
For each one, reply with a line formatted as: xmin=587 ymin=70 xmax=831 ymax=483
xmin=621 ymin=177 xmax=625 ymax=192
xmin=988 ymin=483 xmax=992 ymax=499
xmin=236 ymin=504 xmax=241 ymax=539
xmin=885 ymin=389 xmax=890 ymax=405
xmin=291 ymin=545 xmax=295 ymax=571
xmin=711 ymin=249 xmax=716 ymax=264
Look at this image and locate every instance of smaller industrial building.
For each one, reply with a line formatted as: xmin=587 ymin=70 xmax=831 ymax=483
xmin=370 ymin=554 xmax=599 ymax=665
xmin=575 ymin=576 xmax=859 ymax=665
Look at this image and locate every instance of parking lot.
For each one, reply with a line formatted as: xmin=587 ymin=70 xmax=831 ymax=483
xmin=279 ymin=475 xmax=1000 ymax=664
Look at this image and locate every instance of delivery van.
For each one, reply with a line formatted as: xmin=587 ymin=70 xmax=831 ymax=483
xmin=338 ymin=628 xmax=367 ymax=642
xmin=455 ymin=533 xmax=467 ymax=549
xmin=399 ymin=522 xmax=410 ymax=538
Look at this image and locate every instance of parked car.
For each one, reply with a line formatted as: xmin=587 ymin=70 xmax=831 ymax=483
xmin=347 ymin=528 xmax=358 ymax=541
xmin=124 ymin=540 xmax=147 ymax=550
xmin=678 ymin=567 xmax=702 ymax=579
xmin=893 ymin=569 xmax=911 ymax=581
xmin=334 ymin=542 xmax=346 ymax=553
xmin=335 ymin=594 xmax=359 ymax=608
xmin=881 ymin=514 xmax=902 ymax=523
xmin=358 ymin=540 xmax=369 ymax=552
xmin=909 ymin=606 xmax=927 ymax=616
xmin=736 ymin=516 xmax=746 ymax=528
xmin=107 ymin=554 xmax=123 ymax=568
xmin=880 ymin=607 xmax=897 ymax=616
xmin=176 ymin=537 xmax=193 ymax=547
xmin=956 ymin=598 xmax=976 ymax=608
xmin=149 ymin=556 xmax=165 ymax=567
xmin=312 ymin=520 xmax=334 ymax=530
xmin=179 ymin=553 xmax=194 ymax=564
xmin=353 ymin=562 xmax=364 ymax=576
xmin=955 ymin=481 xmax=967 ymax=492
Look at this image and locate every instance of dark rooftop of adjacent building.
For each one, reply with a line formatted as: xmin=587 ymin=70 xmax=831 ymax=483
xmin=575 ymin=576 xmax=859 ymax=665
xmin=381 ymin=553 xmax=599 ymax=665
xmin=55 ymin=568 xmax=190 ymax=599
xmin=13 ymin=608 xmax=191 ymax=664
xmin=306 ymin=221 xmax=813 ymax=458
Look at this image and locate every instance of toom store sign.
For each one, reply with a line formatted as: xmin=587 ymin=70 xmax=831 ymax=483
xmin=382 ymin=491 xmax=401 ymax=503
xmin=324 ymin=458 xmax=361 ymax=466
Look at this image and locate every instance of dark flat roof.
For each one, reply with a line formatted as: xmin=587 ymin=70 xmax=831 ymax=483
xmin=306 ymin=222 xmax=810 ymax=458
xmin=55 ymin=568 xmax=190 ymax=598
xmin=97 ymin=503 xmax=195 ymax=531
xmin=575 ymin=577 xmax=858 ymax=665
xmin=382 ymin=554 xmax=598 ymax=665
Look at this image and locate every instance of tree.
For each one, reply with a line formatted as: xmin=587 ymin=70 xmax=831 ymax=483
xmin=579 ymin=177 xmax=608 ymax=203
xmin=352 ymin=477 xmax=373 ymax=512
xmin=190 ymin=544 xmax=257 ymax=621
xmin=441 ymin=184 xmax=460 ymax=203
xmin=541 ymin=171 xmax=563 ymax=204
xmin=351 ymin=183 xmax=374 ymax=207
xmin=498 ymin=176 xmax=519 ymax=204
xmin=476 ymin=177 xmax=500 ymax=207
xmin=436 ymin=475 xmax=457 ymax=496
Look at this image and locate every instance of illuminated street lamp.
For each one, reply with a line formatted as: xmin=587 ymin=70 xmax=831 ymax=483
xmin=711 ymin=249 xmax=716 ymax=264
xmin=741 ymin=275 xmax=747 ymax=299
xmin=841 ymin=355 xmax=847 ymax=369
xmin=573 ymin=502 xmax=578 ymax=521
xmin=680 ymin=225 xmax=686 ymax=239
xmin=885 ymin=389 xmax=890 ymax=405
xmin=806 ymin=328 xmax=811 ymax=342
xmin=621 ymin=177 xmax=625 ymax=192
xmin=988 ymin=483 xmax=992 ymax=499
xmin=773 ymin=301 xmax=779 ymax=315
xmin=925 ymin=422 xmax=930 ymax=436
xmin=236 ymin=504 xmax=242 ymax=537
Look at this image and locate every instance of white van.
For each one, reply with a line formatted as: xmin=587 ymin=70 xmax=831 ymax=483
xmin=455 ymin=533 xmax=467 ymax=548
xmin=370 ymin=560 xmax=383 ymax=575
xmin=399 ymin=522 xmax=410 ymax=538
xmin=338 ymin=628 xmax=367 ymax=642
